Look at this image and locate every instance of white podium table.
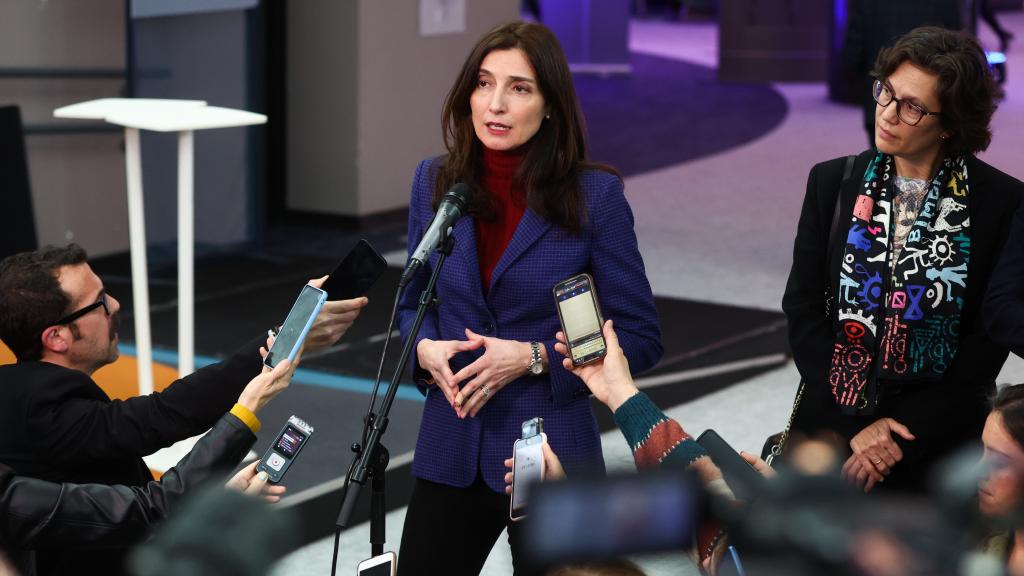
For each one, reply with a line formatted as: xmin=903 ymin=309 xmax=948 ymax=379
xmin=54 ymin=98 xmax=266 ymax=394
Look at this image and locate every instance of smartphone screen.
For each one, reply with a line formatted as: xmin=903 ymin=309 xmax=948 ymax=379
xmin=357 ymin=552 xmax=396 ymax=576
xmin=320 ymin=239 xmax=388 ymax=301
xmin=510 ymin=434 xmax=545 ymax=521
xmin=265 ymin=285 xmax=326 ymax=369
xmin=554 ymin=274 xmax=607 ymax=365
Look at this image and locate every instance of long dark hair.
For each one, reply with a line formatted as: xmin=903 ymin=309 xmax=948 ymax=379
xmin=435 ymin=21 xmax=616 ymax=233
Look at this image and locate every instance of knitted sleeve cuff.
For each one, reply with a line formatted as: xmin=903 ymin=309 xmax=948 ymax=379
xmin=229 ymin=403 xmax=262 ymax=434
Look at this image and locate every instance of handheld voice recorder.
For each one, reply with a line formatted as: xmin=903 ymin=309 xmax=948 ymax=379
xmin=256 ymin=415 xmax=314 ymax=484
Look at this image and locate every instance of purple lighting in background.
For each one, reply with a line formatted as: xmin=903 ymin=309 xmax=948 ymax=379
xmin=833 ymin=0 xmax=848 ymax=52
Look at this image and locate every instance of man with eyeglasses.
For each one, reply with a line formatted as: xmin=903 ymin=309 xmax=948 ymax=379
xmin=0 ymin=244 xmax=368 ymax=575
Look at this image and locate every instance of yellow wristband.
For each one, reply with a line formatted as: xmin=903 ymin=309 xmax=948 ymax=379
xmin=230 ymin=403 xmax=262 ymax=434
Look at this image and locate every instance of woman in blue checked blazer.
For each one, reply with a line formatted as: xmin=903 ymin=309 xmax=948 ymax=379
xmin=396 ymin=22 xmax=662 ymax=575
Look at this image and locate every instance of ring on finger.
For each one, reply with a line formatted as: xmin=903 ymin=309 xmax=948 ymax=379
xmin=872 ymin=458 xmax=882 ymax=465
xmin=481 ymin=386 xmax=491 ymax=398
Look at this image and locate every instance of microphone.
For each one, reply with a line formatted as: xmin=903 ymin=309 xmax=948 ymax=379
xmin=399 ymin=183 xmax=472 ymax=287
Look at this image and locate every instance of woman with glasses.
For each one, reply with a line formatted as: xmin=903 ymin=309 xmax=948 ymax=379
xmin=782 ymin=27 xmax=1023 ymax=493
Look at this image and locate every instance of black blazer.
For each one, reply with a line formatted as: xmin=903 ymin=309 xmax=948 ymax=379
xmin=0 ymin=336 xmax=264 ymax=575
xmin=782 ymin=151 xmax=1023 ymax=486
xmin=986 ymin=206 xmax=1024 ymax=358
xmin=1 ymin=413 xmax=255 ymax=576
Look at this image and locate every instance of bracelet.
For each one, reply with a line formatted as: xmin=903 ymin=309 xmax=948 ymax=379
xmin=704 ymin=528 xmax=728 ymax=562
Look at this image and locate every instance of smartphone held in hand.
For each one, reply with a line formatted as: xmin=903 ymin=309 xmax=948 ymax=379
xmin=553 ymin=273 xmax=607 ymax=366
xmin=264 ymin=284 xmax=327 ymax=369
xmin=510 ymin=417 xmax=545 ymax=521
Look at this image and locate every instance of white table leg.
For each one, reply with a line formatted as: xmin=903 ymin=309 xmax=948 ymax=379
xmin=178 ymin=130 xmax=195 ymax=377
xmin=124 ymin=128 xmax=155 ymax=395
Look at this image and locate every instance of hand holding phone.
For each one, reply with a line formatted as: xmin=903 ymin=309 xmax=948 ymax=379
xmin=265 ymin=284 xmax=327 ymax=369
xmin=696 ymin=429 xmax=767 ymax=501
xmin=554 ymin=319 xmax=637 ymax=413
xmin=553 ymin=274 xmax=607 ymax=366
xmin=510 ymin=418 xmax=545 ymax=521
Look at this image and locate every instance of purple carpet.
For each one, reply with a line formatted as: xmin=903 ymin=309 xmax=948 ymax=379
xmin=575 ymin=52 xmax=789 ymax=176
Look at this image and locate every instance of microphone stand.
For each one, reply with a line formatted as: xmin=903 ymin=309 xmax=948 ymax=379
xmin=334 ymin=230 xmax=456 ymax=558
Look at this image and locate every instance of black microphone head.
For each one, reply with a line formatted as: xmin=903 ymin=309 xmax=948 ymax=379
xmin=443 ymin=183 xmax=472 ymax=211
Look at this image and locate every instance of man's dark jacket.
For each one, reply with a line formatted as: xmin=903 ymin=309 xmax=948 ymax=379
xmin=783 ymin=150 xmax=1023 ymax=490
xmin=0 ymin=412 xmax=256 ymax=575
xmin=0 ymin=336 xmax=263 ymax=574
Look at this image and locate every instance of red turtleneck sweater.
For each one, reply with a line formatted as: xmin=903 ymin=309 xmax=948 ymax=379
xmin=476 ymin=146 xmax=528 ymax=293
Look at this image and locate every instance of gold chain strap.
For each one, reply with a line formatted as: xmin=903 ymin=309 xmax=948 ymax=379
xmin=766 ymin=380 xmax=805 ymax=466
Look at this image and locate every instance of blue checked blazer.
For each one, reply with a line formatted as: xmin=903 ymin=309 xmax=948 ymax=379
xmin=399 ymin=158 xmax=663 ymax=493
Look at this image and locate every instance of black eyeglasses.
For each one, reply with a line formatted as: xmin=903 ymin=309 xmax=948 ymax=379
xmin=873 ymin=79 xmax=941 ymax=126
xmin=54 ymin=293 xmax=111 ymax=326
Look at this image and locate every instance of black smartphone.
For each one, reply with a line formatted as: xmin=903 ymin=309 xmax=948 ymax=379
xmin=255 ymin=415 xmax=314 ymax=483
xmin=695 ymin=429 xmax=767 ymax=501
xmin=553 ymin=273 xmax=607 ymax=366
xmin=526 ymin=470 xmax=701 ymax=565
xmin=320 ymin=239 xmax=388 ymax=300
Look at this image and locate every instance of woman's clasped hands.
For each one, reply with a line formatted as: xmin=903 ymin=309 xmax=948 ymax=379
xmin=417 ymin=328 xmax=541 ymax=419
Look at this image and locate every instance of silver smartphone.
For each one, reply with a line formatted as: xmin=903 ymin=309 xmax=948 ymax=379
xmin=553 ymin=273 xmax=607 ymax=366
xmin=510 ymin=417 xmax=545 ymax=522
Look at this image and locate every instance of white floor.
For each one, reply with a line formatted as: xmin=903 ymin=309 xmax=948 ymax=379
xmin=272 ymin=15 xmax=1024 ymax=575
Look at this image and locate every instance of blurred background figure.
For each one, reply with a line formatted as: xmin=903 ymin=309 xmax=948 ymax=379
xmin=979 ymin=0 xmax=1016 ymax=51
xmin=976 ymin=384 xmax=1024 ymax=574
xmin=129 ymin=485 xmax=299 ymax=576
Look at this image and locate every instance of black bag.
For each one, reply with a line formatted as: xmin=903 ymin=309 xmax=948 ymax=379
xmin=762 ymin=155 xmax=856 ymax=466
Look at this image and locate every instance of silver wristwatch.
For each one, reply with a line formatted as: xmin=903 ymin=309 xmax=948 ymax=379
xmin=527 ymin=342 xmax=544 ymax=375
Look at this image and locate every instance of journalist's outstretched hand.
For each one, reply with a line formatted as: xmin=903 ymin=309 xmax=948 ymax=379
xmin=502 ymin=441 xmax=567 ymax=494
xmin=225 ymin=461 xmax=286 ymax=503
xmin=553 ymin=319 xmax=638 ymax=412
xmin=304 ymin=276 xmax=369 ymax=352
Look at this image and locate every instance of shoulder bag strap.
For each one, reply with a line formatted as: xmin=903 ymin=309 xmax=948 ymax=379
xmin=768 ymin=154 xmax=857 ymax=466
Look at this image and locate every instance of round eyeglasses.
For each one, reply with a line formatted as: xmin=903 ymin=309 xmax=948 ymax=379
xmin=873 ymin=79 xmax=941 ymax=126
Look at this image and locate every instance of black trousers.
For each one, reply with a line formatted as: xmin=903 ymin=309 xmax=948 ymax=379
xmin=397 ymin=474 xmax=542 ymax=576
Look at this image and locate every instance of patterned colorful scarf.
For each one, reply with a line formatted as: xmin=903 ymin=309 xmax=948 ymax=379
xmin=830 ymin=152 xmax=970 ymax=415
